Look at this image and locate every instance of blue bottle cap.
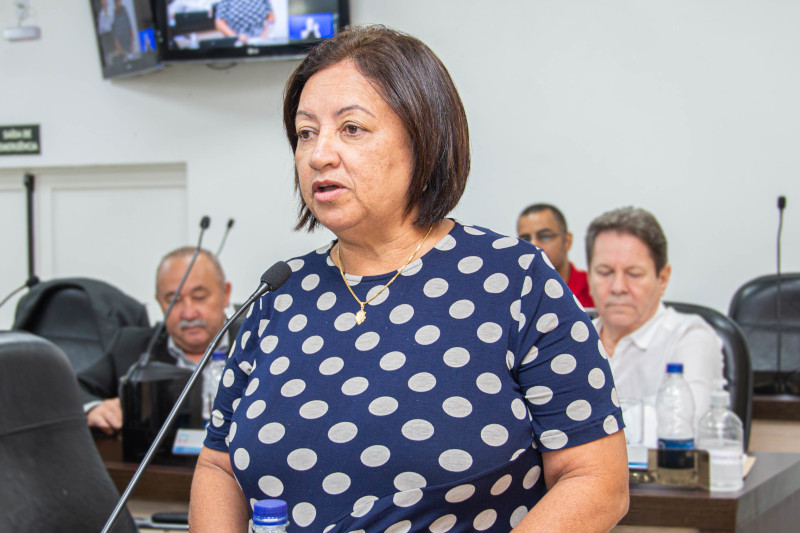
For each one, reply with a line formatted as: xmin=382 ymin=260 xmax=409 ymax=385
xmin=253 ymin=499 xmax=288 ymax=526
xmin=666 ymin=362 xmax=684 ymax=373
xmin=211 ymin=350 xmax=227 ymax=361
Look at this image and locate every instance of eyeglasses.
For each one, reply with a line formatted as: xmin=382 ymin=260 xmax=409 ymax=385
xmin=519 ymin=231 xmax=566 ymax=244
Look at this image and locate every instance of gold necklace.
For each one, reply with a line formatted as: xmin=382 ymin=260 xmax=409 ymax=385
xmin=337 ymin=226 xmax=434 ymax=325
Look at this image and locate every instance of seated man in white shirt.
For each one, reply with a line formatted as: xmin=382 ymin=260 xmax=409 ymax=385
xmin=586 ymin=206 xmax=724 ymax=447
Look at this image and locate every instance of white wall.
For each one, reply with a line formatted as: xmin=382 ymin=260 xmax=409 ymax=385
xmin=0 ymin=164 xmax=188 ymax=327
xmin=1 ymin=0 xmax=799 ymax=321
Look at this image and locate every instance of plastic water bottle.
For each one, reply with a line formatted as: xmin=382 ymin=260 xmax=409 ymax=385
xmin=696 ymin=380 xmax=744 ymax=491
xmin=656 ymin=363 xmax=695 ymax=450
xmin=202 ymin=350 xmax=227 ymax=422
xmin=250 ymin=499 xmax=289 ymax=532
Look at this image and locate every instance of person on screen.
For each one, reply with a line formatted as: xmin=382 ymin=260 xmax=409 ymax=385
xmin=189 ymin=25 xmax=628 ymax=533
xmin=111 ymin=0 xmax=135 ymax=57
xmin=517 ymin=203 xmax=594 ymax=308
xmin=78 ymin=247 xmax=234 ymax=435
xmin=586 ymin=206 xmax=724 ymax=446
xmin=96 ymin=0 xmax=115 ymax=64
xmin=214 ymin=0 xmax=275 ymax=43
xmin=300 ymin=16 xmax=321 ymax=40
xmin=97 ymin=0 xmax=113 ymax=34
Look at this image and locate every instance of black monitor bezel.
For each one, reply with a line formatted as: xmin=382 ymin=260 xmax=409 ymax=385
xmin=89 ymin=0 xmax=162 ymax=80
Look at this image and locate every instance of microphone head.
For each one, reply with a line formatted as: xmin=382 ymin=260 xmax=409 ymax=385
xmin=778 ymin=196 xmax=787 ymax=210
xmin=261 ymin=261 xmax=292 ymax=291
xmin=25 ymin=275 xmax=40 ymax=288
xmin=227 ymin=218 xmax=235 ymax=229
xmin=200 ymin=216 xmax=211 ymax=229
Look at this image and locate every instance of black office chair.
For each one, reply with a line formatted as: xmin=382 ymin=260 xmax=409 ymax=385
xmin=0 ymin=330 xmax=136 ymax=532
xmin=664 ymin=301 xmax=753 ymax=450
xmin=728 ymin=273 xmax=800 ymax=396
xmin=12 ymin=278 xmax=149 ymax=374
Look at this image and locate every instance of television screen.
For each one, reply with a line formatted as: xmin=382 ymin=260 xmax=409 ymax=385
xmin=158 ymin=0 xmax=348 ymax=63
xmin=90 ymin=0 xmax=161 ymax=79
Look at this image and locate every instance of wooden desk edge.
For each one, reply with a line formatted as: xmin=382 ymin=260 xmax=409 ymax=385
xmin=753 ymin=395 xmax=800 ymax=421
xmin=95 ymin=436 xmax=195 ymax=502
xmin=620 ymin=452 xmax=800 ymax=531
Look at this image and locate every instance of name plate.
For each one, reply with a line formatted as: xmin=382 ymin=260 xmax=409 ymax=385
xmin=172 ymin=428 xmax=206 ymax=455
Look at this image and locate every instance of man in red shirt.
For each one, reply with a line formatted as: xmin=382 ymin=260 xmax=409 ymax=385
xmin=517 ymin=203 xmax=595 ymax=308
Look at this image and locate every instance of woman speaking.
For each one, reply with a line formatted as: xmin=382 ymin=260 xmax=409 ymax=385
xmin=190 ymin=25 xmax=628 ymax=532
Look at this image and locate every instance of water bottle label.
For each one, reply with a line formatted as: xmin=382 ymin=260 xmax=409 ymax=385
xmin=708 ymin=448 xmax=743 ymax=465
xmin=658 ymin=438 xmax=694 ymax=449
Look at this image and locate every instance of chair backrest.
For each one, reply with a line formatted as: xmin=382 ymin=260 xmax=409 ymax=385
xmin=0 ymin=330 xmax=136 ymax=532
xmin=664 ymin=301 xmax=753 ymax=449
xmin=728 ymin=273 xmax=800 ymax=394
xmin=12 ymin=278 xmax=149 ymax=374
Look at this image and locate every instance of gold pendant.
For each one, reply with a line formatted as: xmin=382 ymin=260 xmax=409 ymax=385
xmin=355 ymin=309 xmax=366 ymax=325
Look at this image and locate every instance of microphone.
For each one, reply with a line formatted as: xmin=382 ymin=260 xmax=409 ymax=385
xmin=0 ymin=275 xmax=39 ymax=311
xmin=776 ymin=196 xmax=786 ymax=393
xmin=216 ymin=218 xmax=235 ymax=257
xmin=101 ymin=262 xmax=292 ymax=533
xmin=24 ymin=173 xmax=35 ymax=280
xmin=135 ymin=215 xmax=211 ymax=367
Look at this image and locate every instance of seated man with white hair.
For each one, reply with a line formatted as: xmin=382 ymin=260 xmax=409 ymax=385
xmin=586 ymin=206 xmax=724 ymax=447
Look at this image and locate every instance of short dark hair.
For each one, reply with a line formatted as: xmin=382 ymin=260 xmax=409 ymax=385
xmin=156 ymin=247 xmax=226 ymax=292
xmin=585 ymin=206 xmax=668 ymax=273
xmin=283 ymin=25 xmax=471 ymax=232
xmin=518 ymin=203 xmax=568 ymax=233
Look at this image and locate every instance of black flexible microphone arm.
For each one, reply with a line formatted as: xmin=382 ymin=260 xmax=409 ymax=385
xmin=0 ymin=275 xmax=39 ymax=311
xmin=100 ymin=261 xmax=292 ymax=533
xmin=0 ymin=174 xmax=41 ymax=313
xmin=137 ymin=216 xmax=210 ymax=367
xmin=776 ymin=195 xmax=786 ymax=393
xmin=216 ymin=218 xmax=235 ymax=257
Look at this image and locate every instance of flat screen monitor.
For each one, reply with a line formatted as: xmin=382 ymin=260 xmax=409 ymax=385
xmin=90 ymin=0 xmax=162 ymax=79
xmin=157 ymin=0 xmax=349 ymax=63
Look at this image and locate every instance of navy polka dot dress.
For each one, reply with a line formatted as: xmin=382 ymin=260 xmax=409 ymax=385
xmin=215 ymin=0 xmax=272 ymax=38
xmin=205 ymin=221 xmax=623 ymax=532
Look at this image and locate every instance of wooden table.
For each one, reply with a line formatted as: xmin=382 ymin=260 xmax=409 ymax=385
xmin=96 ymin=435 xmax=800 ymax=532
xmin=619 ymin=452 xmax=800 ymax=532
xmin=749 ymin=395 xmax=800 ymax=453
xmin=752 ymin=394 xmax=800 ymax=421
xmin=94 ymin=435 xmax=195 ymax=502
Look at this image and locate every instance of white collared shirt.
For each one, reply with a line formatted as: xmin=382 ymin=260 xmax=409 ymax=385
xmin=166 ymin=335 xmax=230 ymax=369
xmin=593 ymin=302 xmax=724 ymax=447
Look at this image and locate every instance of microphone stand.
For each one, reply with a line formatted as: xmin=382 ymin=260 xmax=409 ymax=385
xmin=775 ymin=196 xmax=786 ymax=394
xmin=134 ymin=216 xmax=210 ymax=369
xmin=216 ymin=218 xmax=235 ymax=258
xmin=0 ymin=174 xmax=40 ymax=313
xmin=24 ymin=173 xmax=35 ymax=281
xmin=100 ymin=262 xmax=291 ymax=533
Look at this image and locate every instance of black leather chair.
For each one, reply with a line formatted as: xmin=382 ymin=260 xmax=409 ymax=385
xmin=12 ymin=278 xmax=149 ymax=374
xmin=728 ymin=273 xmax=800 ymax=395
xmin=0 ymin=331 xmax=136 ymax=532
xmin=664 ymin=301 xmax=753 ymax=450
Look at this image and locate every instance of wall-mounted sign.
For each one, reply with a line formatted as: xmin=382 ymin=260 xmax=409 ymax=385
xmin=0 ymin=124 xmax=40 ymax=155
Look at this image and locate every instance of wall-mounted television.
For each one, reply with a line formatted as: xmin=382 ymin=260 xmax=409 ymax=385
xmin=90 ymin=0 xmax=162 ymax=79
xmin=156 ymin=0 xmax=349 ymax=64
